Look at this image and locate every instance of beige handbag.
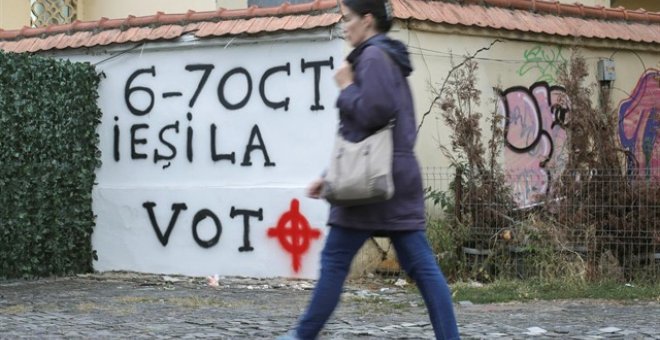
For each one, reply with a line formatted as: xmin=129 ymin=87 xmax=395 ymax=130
xmin=321 ymin=122 xmax=395 ymax=206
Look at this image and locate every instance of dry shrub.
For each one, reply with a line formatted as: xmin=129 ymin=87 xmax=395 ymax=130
xmin=494 ymin=215 xmax=587 ymax=281
xmin=436 ymin=58 xmax=515 ymax=250
xmin=428 ymin=49 xmax=658 ymax=283
xmin=551 ymin=50 xmax=660 ymax=281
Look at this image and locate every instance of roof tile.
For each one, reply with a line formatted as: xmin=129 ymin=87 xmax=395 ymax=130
xmin=488 ymin=7 xmax=519 ymax=31
xmin=284 ymin=15 xmax=309 ymax=31
xmin=247 ymin=17 xmax=272 ymax=34
xmin=211 ymin=21 xmax=238 ymax=37
xmin=113 ymin=27 xmax=137 ymax=44
xmin=96 ymin=30 xmax=122 ymax=46
xmin=263 ymin=15 xmax=293 ymax=32
xmin=150 ymin=25 xmax=179 ymax=40
xmin=16 ymin=38 xmax=38 ymax=53
xmin=82 ymin=29 xmax=110 ymax=47
xmin=182 ymin=22 xmax=202 ymax=34
xmin=55 ymin=35 xmax=74 ymax=50
xmin=130 ymin=27 xmax=155 ymax=42
xmin=302 ymin=14 xmax=326 ymax=30
xmin=68 ymin=31 xmax=93 ymax=49
xmin=548 ymin=14 xmax=572 ymax=36
xmin=27 ymin=35 xmax=48 ymax=52
xmin=194 ymin=22 xmax=219 ymax=37
xmin=43 ymin=34 xmax=66 ymax=51
xmin=99 ymin=18 xmax=124 ymax=30
xmin=230 ymin=18 xmax=256 ymax=35
xmin=472 ymin=6 xmax=494 ymax=28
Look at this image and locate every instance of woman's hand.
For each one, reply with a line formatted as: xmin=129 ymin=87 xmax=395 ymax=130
xmin=334 ymin=61 xmax=354 ymax=90
xmin=307 ymin=178 xmax=324 ymax=199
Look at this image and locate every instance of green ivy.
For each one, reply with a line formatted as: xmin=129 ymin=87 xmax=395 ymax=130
xmin=0 ymin=51 xmax=101 ymax=279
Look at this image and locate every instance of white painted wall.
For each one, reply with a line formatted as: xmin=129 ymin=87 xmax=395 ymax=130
xmin=62 ymin=36 xmax=342 ymax=279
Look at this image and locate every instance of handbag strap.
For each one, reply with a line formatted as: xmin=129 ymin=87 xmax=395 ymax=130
xmin=337 ymin=46 xmax=400 ymax=134
xmin=379 ymin=48 xmax=398 ymax=127
xmin=338 ymin=118 xmax=394 ymax=136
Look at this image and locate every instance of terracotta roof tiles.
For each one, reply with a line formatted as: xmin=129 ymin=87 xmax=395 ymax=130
xmin=0 ymin=0 xmax=658 ymax=54
xmin=0 ymin=0 xmax=341 ymax=53
xmin=396 ymin=0 xmax=659 ymax=44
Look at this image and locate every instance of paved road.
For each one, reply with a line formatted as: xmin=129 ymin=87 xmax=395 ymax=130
xmin=1 ymin=273 xmax=658 ymax=339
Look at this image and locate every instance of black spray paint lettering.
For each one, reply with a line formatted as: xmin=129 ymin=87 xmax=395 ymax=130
xmin=241 ymin=125 xmax=275 ymax=167
xmin=218 ymin=67 xmax=252 ymax=110
xmin=125 ymin=66 xmax=156 ymax=116
xmin=143 ymin=202 xmax=188 ymax=246
xmin=154 ymin=121 xmax=179 ymax=168
xmin=186 ymin=113 xmax=193 ymax=162
xmin=192 ymin=209 xmax=222 ymax=248
xmin=229 ymin=207 xmax=263 ymax=252
xmin=123 ymin=58 xmax=334 ymax=116
xmin=185 ymin=64 xmax=214 ymax=108
xmin=113 ymin=58 xmax=335 ymax=166
xmin=143 ymin=202 xmax=262 ymax=251
xmin=114 ymin=116 xmax=275 ymax=168
xmin=260 ymin=63 xmax=291 ymax=111
xmin=301 ymin=57 xmax=334 ymax=111
xmin=130 ymin=124 xmax=149 ymax=160
xmin=210 ymin=123 xmax=235 ymax=163
xmin=113 ymin=116 xmax=120 ymax=161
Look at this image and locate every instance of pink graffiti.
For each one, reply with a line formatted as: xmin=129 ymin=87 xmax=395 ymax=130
xmin=618 ymin=69 xmax=660 ymax=181
xmin=498 ymin=82 xmax=570 ymax=207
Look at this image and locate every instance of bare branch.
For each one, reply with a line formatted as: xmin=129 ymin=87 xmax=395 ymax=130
xmin=416 ymin=39 xmax=502 ymax=134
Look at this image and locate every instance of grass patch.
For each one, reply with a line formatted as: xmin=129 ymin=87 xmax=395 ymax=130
xmin=76 ymin=301 xmax=137 ymax=316
xmin=168 ymin=296 xmax=231 ymax=308
xmin=344 ymin=295 xmax=412 ymax=316
xmin=114 ymin=295 xmax=232 ymax=309
xmin=450 ymin=280 xmax=660 ymax=304
xmin=76 ymin=302 xmax=103 ymax=313
xmin=115 ymin=296 xmax=158 ymax=304
xmin=0 ymin=304 xmax=30 ymax=314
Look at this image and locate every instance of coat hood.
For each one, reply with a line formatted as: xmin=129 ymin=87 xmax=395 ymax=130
xmin=347 ymin=34 xmax=413 ymax=77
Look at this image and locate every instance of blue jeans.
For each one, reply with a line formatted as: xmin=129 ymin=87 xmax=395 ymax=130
xmin=295 ymin=227 xmax=460 ymax=339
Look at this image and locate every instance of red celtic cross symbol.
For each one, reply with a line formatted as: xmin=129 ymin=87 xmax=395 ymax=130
xmin=267 ymin=199 xmax=322 ymax=273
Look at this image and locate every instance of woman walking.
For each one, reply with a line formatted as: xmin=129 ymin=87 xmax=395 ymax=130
xmin=280 ymin=0 xmax=460 ymax=339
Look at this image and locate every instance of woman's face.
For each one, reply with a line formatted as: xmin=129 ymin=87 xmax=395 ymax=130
xmin=342 ymin=8 xmax=372 ymax=47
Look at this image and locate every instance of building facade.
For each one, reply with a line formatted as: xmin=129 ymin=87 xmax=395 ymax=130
xmin=1 ymin=0 xmax=658 ymax=277
xmin=3 ymin=0 xmax=660 ymax=30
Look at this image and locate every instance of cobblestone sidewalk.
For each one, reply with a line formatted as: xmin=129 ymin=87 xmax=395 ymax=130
xmin=1 ymin=273 xmax=659 ymax=339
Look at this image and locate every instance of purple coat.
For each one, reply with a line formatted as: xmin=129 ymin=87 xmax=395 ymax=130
xmin=327 ymin=34 xmax=426 ymax=232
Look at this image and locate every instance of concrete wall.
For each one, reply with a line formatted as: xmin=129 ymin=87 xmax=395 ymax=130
xmin=0 ymin=0 xmax=30 ymax=30
xmin=389 ymin=24 xmax=659 ymax=205
xmin=78 ymin=0 xmax=216 ymax=20
xmin=611 ymin=0 xmax=660 ymax=11
xmin=216 ymin=0 xmax=248 ymax=9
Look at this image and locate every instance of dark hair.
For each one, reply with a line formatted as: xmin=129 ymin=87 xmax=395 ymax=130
xmin=343 ymin=0 xmax=393 ymax=33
